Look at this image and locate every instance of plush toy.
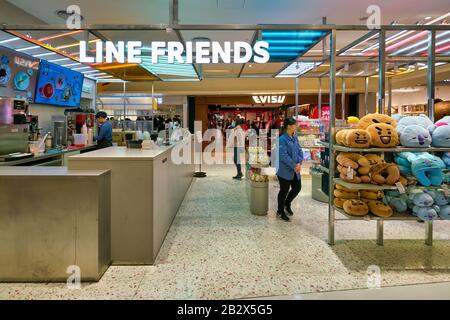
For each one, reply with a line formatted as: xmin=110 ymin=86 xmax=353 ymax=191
xmin=392 ymin=114 xmax=403 ymax=123
xmin=337 ymin=165 xmax=362 ymax=183
xmin=334 ymin=197 xmax=346 ymax=209
xmin=383 ymin=190 xmax=408 ymax=213
xmin=399 ymin=125 xmax=432 ymax=148
xmin=336 ymin=153 xmax=370 ymax=169
xmin=365 ymin=154 xmax=386 ymax=167
xmin=347 ymin=116 xmax=360 ymax=126
xmin=335 ymin=130 xmax=347 ymax=145
xmin=333 ymin=188 xmax=359 ymax=199
xmin=343 ymin=199 xmax=369 ymax=216
xmin=430 ymin=124 xmax=450 ymax=147
xmin=395 ymin=152 xmax=445 ymax=186
xmin=361 ymin=198 xmax=393 ymax=218
xmin=425 ymin=189 xmax=450 ymax=220
xmin=357 ymin=113 xmax=397 ymax=130
xmin=341 ymin=129 xmax=371 ymax=148
xmin=396 ymin=114 xmax=434 ymax=134
xmin=370 ymin=163 xmax=402 ymax=185
xmin=360 ymin=190 xmax=383 ymax=200
xmin=408 ymin=190 xmax=439 ymax=221
xmin=366 ymin=123 xmax=399 ymax=148
xmin=435 ymin=101 xmax=450 ymax=122
xmin=443 ymin=153 xmax=450 ymax=169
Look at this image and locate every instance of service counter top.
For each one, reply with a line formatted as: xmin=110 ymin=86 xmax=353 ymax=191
xmin=0 ymin=145 xmax=98 ymax=166
xmin=0 ymin=166 xmax=106 ymax=177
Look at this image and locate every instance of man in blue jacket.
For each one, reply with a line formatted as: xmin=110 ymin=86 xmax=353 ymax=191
xmin=94 ymin=111 xmax=113 ymax=148
xmin=276 ymin=117 xmax=303 ymax=221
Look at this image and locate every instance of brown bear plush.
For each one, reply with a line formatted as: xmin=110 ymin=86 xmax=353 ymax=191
xmin=370 ymin=163 xmax=401 ymax=185
xmin=361 ymin=198 xmax=393 ymax=218
xmin=334 ymin=197 xmax=346 ymax=209
xmin=357 ymin=113 xmax=397 ymax=130
xmin=343 ymin=199 xmax=369 ymax=216
xmin=365 ymin=154 xmax=386 ymax=167
xmin=366 ymin=123 xmax=399 ymax=148
xmin=335 ymin=129 xmax=371 ymax=148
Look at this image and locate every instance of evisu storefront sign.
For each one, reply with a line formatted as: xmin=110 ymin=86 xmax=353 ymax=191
xmin=252 ymin=95 xmax=286 ymax=104
xmin=79 ymin=41 xmax=270 ymax=64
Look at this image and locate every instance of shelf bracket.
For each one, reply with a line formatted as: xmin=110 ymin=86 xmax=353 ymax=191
xmin=425 ymin=220 xmax=433 ymax=246
xmin=376 ymin=219 xmax=384 ymax=246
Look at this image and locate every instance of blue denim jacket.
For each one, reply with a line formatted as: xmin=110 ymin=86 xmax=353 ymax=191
xmin=94 ymin=121 xmax=113 ymax=143
xmin=276 ymin=132 xmax=303 ymax=180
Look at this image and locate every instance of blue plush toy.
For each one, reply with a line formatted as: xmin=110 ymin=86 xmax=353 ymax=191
xmin=443 ymin=153 xmax=450 ymax=169
xmin=408 ymin=190 xmax=439 ymax=221
xmin=430 ymin=125 xmax=450 ymax=147
xmin=397 ymin=114 xmax=434 ymax=134
xmin=395 ymin=152 xmax=445 ymax=186
xmin=425 ymin=189 xmax=450 ymax=220
xmin=383 ymin=190 xmax=408 ymax=213
xmin=399 ymin=125 xmax=432 ymax=147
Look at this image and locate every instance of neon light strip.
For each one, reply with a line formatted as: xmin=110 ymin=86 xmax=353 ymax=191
xmin=37 ymin=30 xmax=83 ymax=42
xmin=57 ymin=39 xmax=100 ymax=50
xmin=16 ymin=45 xmax=40 ymax=52
xmin=0 ymin=37 xmax=19 ymax=44
xmin=48 ymin=58 xmax=71 ymax=62
xmin=33 ymin=52 xmax=57 ymax=57
xmin=393 ymin=30 xmax=450 ymax=55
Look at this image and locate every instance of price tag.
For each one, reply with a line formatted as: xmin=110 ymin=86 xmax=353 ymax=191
xmin=347 ymin=166 xmax=354 ymax=180
xmin=442 ymin=185 xmax=449 ymax=197
xmin=395 ymin=182 xmax=406 ymax=194
xmin=363 ymin=215 xmax=371 ymax=222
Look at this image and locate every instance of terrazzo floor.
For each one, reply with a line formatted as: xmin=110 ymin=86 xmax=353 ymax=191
xmin=2 ymin=164 xmax=450 ymax=300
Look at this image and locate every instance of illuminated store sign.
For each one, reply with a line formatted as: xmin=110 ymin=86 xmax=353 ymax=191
xmin=79 ymin=41 xmax=270 ymax=64
xmin=252 ymin=95 xmax=286 ymax=104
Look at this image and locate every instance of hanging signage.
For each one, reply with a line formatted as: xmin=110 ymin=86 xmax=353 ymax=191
xmin=252 ymin=95 xmax=286 ymax=104
xmin=79 ymin=41 xmax=270 ymax=64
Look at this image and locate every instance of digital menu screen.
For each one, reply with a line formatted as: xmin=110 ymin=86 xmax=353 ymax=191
xmin=35 ymin=61 xmax=84 ymax=107
xmin=0 ymin=45 xmax=40 ymax=101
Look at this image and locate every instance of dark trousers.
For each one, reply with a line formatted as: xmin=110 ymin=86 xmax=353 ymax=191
xmin=233 ymin=146 xmax=243 ymax=177
xmin=277 ymin=175 xmax=302 ymax=213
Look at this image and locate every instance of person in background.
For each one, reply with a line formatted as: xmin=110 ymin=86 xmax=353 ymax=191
xmin=229 ymin=118 xmax=246 ymax=180
xmin=276 ymin=117 xmax=303 ymax=222
xmin=94 ymin=111 xmax=113 ymax=148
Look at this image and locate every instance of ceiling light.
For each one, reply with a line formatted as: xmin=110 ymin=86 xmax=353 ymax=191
xmin=55 ymin=9 xmax=84 ymax=21
xmin=276 ymin=61 xmax=322 ymax=78
xmin=62 ymin=63 xmax=82 ymax=67
xmin=72 ymin=66 xmax=91 ymax=71
xmin=0 ymin=37 xmax=20 ymax=44
xmin=424 ymin=16 xmax=432 ymax=20
xmin=33 ymin=52 xmax=57 ymax=58
xmin=16 ymin=45 xmax=40 ymax=52
xmin=49 ymin=58 xmax=71 ymax=62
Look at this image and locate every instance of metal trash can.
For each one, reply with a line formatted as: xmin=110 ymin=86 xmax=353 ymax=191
xmin=249 ymin=180 xmax=269 ymax=215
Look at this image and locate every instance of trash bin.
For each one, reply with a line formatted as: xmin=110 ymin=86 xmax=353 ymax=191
xmin=249 ymin=180 xmax=269 ymax=215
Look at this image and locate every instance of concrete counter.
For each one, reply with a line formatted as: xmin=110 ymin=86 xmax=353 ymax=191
xmin=68 ymin=137 xmax=194 ymax=265
xmin=0 ymin=167 xmax=111 ymax=282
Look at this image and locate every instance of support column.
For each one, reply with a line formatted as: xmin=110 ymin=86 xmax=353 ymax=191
xmin=364 ymin=77 xmax=369 ymax=115
xmin=377 ymin=219 xmax=384 ymax=246
xmin=295 ymin=77 xmax=299 ymax=117
xmin=427 ymin=30 xmax=436 ymax=122
xmin=387 ymin=77 xmax=392 ymax=116
xmin=378 ymin=30 xmax=386 ymax=114
xmin=425 ymin=220 xmax=433 ymax=246
xmin=328 ymin=29 xmax=337 ymax=246
xmin=318 ymin=77 xmax=322 ymax=119
xmin=341 ymin=78 xmax=346 ymax=119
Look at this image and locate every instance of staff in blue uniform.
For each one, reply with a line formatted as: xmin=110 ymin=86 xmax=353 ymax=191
xmin=276 ymin=117 xmax=303 ymax=222
xmin=94 ymin=111 xmax=113 ymax=148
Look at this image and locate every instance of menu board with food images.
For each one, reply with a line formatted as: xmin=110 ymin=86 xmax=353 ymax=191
xmin=35 ymin=61 xmax=84 ymax=107
xmin=0 ymin=45 xmax=39 ymax=101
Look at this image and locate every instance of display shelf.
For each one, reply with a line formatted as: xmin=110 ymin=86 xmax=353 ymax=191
xmin=297 ymin=132 xmax=325 ymax=135
xmin=321 ymin=143 xmax=450 ymax=153
xmin=334 ymin=178 xmax=399 ymax=191
xmin=301 ymin=146 xmax=324 ymax=149
xmin=334 ymin=207 xmax=421 ymax=221
xmin=249 ymin=163 xmax=270 ymax=169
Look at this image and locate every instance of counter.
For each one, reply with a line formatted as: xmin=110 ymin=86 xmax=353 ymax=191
xmin=68 ymin=137 xmax=195 ymax=265
xmin=0 ymin=145 xmax=98 ymax=167
xmin=0 ymin=167 xmax=111 ymax=282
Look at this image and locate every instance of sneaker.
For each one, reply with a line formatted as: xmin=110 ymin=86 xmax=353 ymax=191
xmin=232 ymin=175 xmax=242 ymax=180
xmin=285 ymin=206 xmax=294 ymax=216
xmin=277 ymin=211 xmax=290 ymax=222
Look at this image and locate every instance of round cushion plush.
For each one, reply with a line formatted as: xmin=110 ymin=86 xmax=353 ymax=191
xmin=367 ymin=123 xmax=399 ymax=148
xmin=343 ymin=199 xmax=369 ymax=216
xmin=361 ymin=198 xmax=393 ymax=218
xmin=334 ymin=189 xmax=359 ymax=199
xmin=334 ymin=198 xmax=346 ymax=208
xmin=431 ymin=125 xmax=450 ymax=147
xmin=399 ymin=125 xmax=432 ymax=148
xmin=439 ymin=205 xmax=450 ymax=220
xmin=360 ymin=190 xmax=383 ymax=200
xmin=335 ymin=184 xmax=352 ymax=191
xmin=339 ymin=172 xmax=362 ymax=184
xmin=358 ymin=113 xmax=397 ymax=130
xmin=365 ymin=154 xmax=386 ymax=167
xmin=335 ymin=130 xmax=347 ymax=145
xmin=343 ymin=129 xmax=371 ymax=148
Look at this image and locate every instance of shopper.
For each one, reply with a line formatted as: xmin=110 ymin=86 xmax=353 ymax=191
xmin=94 ymin=111 xmax=113 ymax=148
xmin=276 ymin=117 xmax=303 ymax=221
xmin=230 ymin=118 xmax=246 ymax=180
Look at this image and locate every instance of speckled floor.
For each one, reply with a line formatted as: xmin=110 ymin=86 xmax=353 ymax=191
xmin=2 ymin=164 xmax=450 ymax=300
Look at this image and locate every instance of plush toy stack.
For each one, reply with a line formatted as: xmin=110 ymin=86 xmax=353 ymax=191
xmin=359 ymin=189 xmax=393 ymax=218
xmin=394 ymin=152 xmax=445 ymax=187
xmin=335 ymin=113 xmax=399 ymax=148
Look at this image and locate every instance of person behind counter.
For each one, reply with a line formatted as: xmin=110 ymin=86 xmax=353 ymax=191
xmin=94 ymin=111 xmax=113 ymax=148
